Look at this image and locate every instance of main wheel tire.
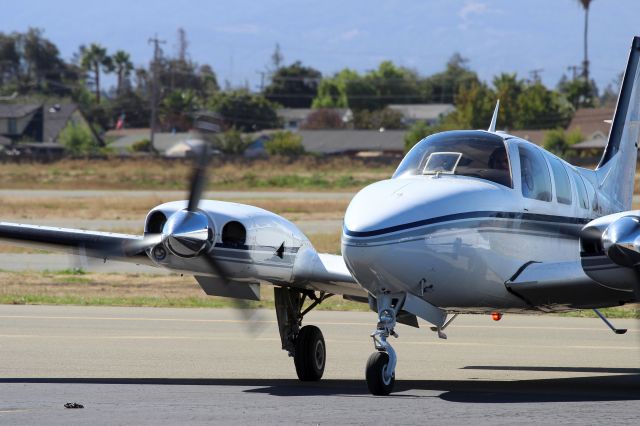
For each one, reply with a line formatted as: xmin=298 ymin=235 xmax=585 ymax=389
xmin=294 ymin=325 xmax=326 ymax=381
xmin=366 ymin=351 xmax=395 ymax=395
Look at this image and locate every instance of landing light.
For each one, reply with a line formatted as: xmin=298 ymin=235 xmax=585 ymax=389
xmin=491 ymin=312 xmax=502 ymax=321
xmin=152 ymin=244 xmax=167 ymax=261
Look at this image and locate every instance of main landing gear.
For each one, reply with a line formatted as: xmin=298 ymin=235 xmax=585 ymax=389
xmin=274 ymin=287 xmax=332 ymax=381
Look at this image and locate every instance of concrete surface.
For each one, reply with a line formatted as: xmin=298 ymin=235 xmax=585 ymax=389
xmin=0 ymin=305 xmax=638 ymax=425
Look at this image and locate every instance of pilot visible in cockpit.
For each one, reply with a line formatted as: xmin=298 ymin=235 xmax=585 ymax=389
xmin=488 ymin=147 xmax=509 ymax=171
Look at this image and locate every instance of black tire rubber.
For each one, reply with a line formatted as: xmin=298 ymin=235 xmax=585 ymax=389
xmin=366 ymin=351 xmax=395 ymax=395
xmin=294 ymin=325 xmax=326 ymax=381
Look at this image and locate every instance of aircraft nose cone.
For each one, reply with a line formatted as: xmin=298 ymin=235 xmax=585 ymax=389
xmin=602 ymin=215 xmax=640 ymax=266
xmin=163 ymin=210 xmax=212 ymax=257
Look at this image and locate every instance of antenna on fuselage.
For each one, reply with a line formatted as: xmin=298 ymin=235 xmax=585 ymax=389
xmin=488 ymin=100 xmax=500 ymax=132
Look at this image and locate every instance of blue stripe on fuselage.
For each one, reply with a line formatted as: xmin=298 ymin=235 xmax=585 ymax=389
xmin=343 ymin=211 xmax=592 ymax=238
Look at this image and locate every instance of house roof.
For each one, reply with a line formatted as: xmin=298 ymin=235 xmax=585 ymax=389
xmin=387 ymin=104 xmax=455 ymax=120
xmin=42 ymin=104 xmax=79 ymax=142
xmin=0 ymin=103 xmax=40 ymax=118
xmin=568 ymin=107 xmax=614 ymax=138
xmin=572 ymin=132 xmax=607 ymax=150
xmin=277 ymin=108 xmax=351 ymax=121
xmin=105 ymin=128 xmax=151 ymax=138
xmin=299 ymin=130 xmax=405 ymax=154
xmin=505 ymin=129 xmax=549 ymax=146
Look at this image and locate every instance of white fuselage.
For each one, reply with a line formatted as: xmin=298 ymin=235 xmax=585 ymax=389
xmin=341 ymin=133 xmax=618 ymax=313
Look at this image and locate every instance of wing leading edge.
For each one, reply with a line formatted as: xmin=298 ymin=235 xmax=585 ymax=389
xmin=0 ymin=222 xmax=154 ymax=266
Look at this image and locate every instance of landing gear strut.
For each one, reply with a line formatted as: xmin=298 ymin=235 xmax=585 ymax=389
xmin=366 ymin=293 xmax=401 ymax=395
xmin=274 ymin=287 xmax=332 ymax=381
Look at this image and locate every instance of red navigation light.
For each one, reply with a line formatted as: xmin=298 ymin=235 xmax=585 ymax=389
xmin=491 ymin=312 xmax=502 ymax=321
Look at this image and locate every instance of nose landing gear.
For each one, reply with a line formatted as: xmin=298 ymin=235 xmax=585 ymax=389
xmin=366 ymin=293 xmax=400 ymax=395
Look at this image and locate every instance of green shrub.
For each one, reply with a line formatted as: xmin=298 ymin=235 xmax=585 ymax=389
xmin=404 ymin=121 xmax=435 ymax=151
xmin=542 ymin=128 xmax=584 ymax=157
xmin=59 ymin=122 xmax=100 ymax=155
xmin=129 ymin=138 xmax=152 ymax=153
xmin=265 ymin=131 xmax=305 ymax=156
xmin=213 ymin=129 xmax=253 ymax=155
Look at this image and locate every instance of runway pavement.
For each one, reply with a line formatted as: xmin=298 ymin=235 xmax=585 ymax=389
xmin=0 ymin=305 xmax=638 ymax=425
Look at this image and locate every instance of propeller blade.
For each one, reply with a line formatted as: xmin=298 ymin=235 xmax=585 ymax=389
xmin=186 ymin=113 xmax=223 ymax=212
xmin=70 ymin=233 xmax=163 ymax=266
xmin=229 ymin=298 xmax=268 ymax=337
xmin=186 ymin=143 xmax=209 ymax=212
xmin=123 ymin=233 xmax=164 ymax=254
xmin=185 ymin=112 xmax=265 ymax=333
xmin=198 ymin=250 xmax=266 ymax=335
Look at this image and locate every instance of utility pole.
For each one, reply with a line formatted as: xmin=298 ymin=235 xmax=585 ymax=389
xmin=257 ymin=71 xmax=266 ymax=92
xmin=529 ymin=69 xmax=544 ymax=83
xmin=568 ymin=65 xmax=580 ymax=80
xmin=148 ymin=35 xmax=166 ymax=154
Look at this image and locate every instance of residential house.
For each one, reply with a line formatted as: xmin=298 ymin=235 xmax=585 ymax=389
xmin=277 ymin=108 xmax=353 ymax=130
xmin=387 ymin=104 xmax=455 ymax=126
xmin=0 ymin=103 xmax=98 ymax=156
xmin=298 ymin=130 xmax=405 ymax=156
xmin=506 ymin=130 xmax=549 ymax=146
xmin=567 ymin=107 xmax=614 ymax=154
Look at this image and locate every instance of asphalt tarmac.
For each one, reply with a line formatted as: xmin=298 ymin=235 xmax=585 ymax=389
xmin=0 ymin=305 xmax=638 ymax=425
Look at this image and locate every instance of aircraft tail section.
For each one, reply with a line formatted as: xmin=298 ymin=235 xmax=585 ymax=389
xmin=596 ymin=36 xmax=640 ymax=211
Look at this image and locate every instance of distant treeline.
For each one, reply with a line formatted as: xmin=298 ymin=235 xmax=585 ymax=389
xmin=0 ymin=27 xmax=620 ymax=138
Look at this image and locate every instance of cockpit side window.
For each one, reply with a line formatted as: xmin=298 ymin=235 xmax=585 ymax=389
xmin=548 ymin=156 xmax=572 ymax=205
xmin=518 ymin=144 xmax=552 ymax=202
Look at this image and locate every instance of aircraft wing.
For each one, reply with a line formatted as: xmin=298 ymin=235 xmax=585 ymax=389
xmin=291 ymin=250 xmax=365 ymax=298
xmin=0 ymin=222 xmax=155 ymax=266
xmin=505 ymin=259 xmax=636 ymax=311
xmin=505 ymin=210 xmax=640 ymax=311
xmin=0 ymin=221 xmax=366 ymax=299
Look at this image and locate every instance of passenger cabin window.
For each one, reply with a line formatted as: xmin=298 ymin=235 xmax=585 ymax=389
xmin=518 ymin=145 xmax=552 ymax=201
xmin=572 ymin=171 xmax=589 ymax=210
xmin=548 ymin=156 xmax=572 ymax=205
xmin=392 ymin=131 xmax=512 ymax=187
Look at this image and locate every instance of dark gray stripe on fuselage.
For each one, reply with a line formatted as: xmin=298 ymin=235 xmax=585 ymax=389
xmin=212 ymin=245 xmax=298 ymax=267
xmin=214 ymin=243 xmax=300 ymax=253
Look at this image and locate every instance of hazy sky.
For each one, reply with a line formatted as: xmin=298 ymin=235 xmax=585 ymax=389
xmin=2 ymin=0 xmax=639 ymax=92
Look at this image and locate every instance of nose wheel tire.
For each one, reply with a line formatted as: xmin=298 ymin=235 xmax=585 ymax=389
xmin=366 ymin=351 xmax=395 ymax=395
xmin=294 ymin=325 xmax=325 ymax=381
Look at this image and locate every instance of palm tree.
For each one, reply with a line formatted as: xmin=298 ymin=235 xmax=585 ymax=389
xmin=80 ymin=43 xmax=113 ymax=104
xmin=576 ymin=0 xmax=593 ymax=81
xmin=112 ymin=50 xmax=133 ymax=95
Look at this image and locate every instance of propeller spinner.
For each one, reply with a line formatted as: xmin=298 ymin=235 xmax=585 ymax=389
xmin=162 ymin=209 xmax=213 ymax=258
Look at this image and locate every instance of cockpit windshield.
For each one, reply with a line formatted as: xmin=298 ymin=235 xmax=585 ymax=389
xmin=393 ymin=130 xmax=512 ymax=188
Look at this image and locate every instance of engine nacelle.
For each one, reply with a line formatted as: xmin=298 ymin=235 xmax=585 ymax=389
xmin=580 ymin=212 xmax=640 ymax=295
xmin=143 ymin=199 xmax=312 ymax=283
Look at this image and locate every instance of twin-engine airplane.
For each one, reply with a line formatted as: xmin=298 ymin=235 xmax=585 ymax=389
xmin=1 ymin=38 xmax=640 ymax=396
